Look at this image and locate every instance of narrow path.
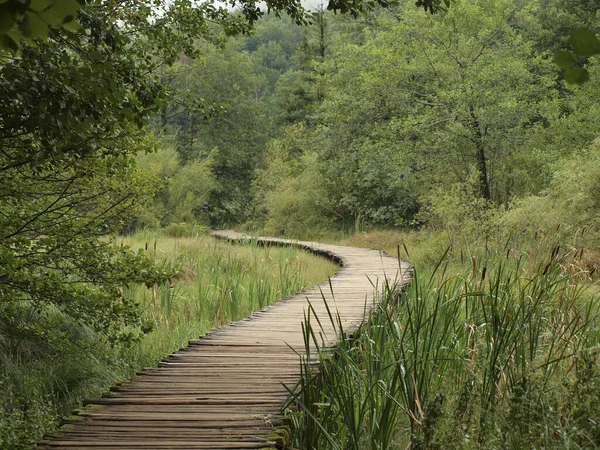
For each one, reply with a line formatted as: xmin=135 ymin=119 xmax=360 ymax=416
xmin=39 ymin=231 xmax=411 ymax=450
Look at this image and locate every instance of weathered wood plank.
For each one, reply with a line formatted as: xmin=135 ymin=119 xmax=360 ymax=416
xmin=38 ymin=231 xmax=410 ymax=449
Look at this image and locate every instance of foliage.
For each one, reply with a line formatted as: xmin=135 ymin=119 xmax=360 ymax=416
xmin=270 ymin=6 xmax=337 ymax=126
xmin=6 ymin=0 xmax=600 ymax=447
xmin=0 ymin=5 xmax=198 ymax=349
xmin=252 ymin=124 xmax=335 ymax=237
xmin=554 ymin=27 xmax=600 ymax=85
xmin=0 ymin=1 xmax=252 ymax=443
xmin=0 ymin=0 xmax=451 ymax=59
xmin=168 ymin=159 xmax=216 ymax=223
xmin=157 ymin=43 xmax=271 ymax=224
xmin=248 ymin=0 xmax=558 ymax=235
xmin=327 ymin=0 xmax=554 ymax=205
xmin=0 ymin=374 xmax=57 ymax=450
xmin=135 ymin=138 xmax=218 ymax=228
xmin=520 ymin=0 xmax=600 ymax=84
xmin=427 ymin=179 xmax=500 ymax=242
xmin=260 ymin=157 xmax=334 ymax=238
xmin=502 ymin=137 xmax=600 ymax=248
xmin=0 ymin=0 xmax=81 ymax=54
xmin=243 ymin=14 xmax=303 ymax=93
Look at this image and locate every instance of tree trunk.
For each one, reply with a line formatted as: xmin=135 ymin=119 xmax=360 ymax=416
xmin=470 ymin=106 xmax=491 ymax=201
xmin=318 ymin=12 xmax=326 ymax=59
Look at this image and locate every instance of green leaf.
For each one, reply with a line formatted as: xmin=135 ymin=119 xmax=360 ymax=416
xmin=29 ymin=0 xmax=53 ymax=13
xmin=564 ymin=67 xmax=590 ymax=85
xmin=20 ymin=12 xmax=49 ymax=40
xmin=62 ymin=18 xmax=82 ymax=32
xmin=0 ymin=33 xmax=19 ymax=54
xmin=553 ymin=50 xmax=576 ymax=69
xmin=0 ymin=10 xmax=16 ymax=35
xmin=43 ymin=0 xmax=80 ymax=26
xmin=570 ymin=27 xmax=600 ymax=57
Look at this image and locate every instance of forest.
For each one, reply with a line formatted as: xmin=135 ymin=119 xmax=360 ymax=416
xmin=1 ymin=0 xmax=600 ymax=447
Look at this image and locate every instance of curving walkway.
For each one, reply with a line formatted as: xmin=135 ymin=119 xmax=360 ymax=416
xmin=38 ymin=231 xmax=411 ymax=450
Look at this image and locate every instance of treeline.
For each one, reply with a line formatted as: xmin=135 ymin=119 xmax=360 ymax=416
xmin=142 ymin=0 xmax=600 ymax=247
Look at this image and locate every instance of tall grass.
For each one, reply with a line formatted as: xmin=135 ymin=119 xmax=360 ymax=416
xmin=287 ymin=241 xmax=600 ymax=449
xmin=0 ymin=232 xmax=338 ymax=450
xmin=122 ymin=231 xmax=338 ymax=367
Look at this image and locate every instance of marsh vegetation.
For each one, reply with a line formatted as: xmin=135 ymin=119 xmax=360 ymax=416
xmin=3 ymin=0 xmax=600 ymax=447
xmin=288 ymin=236 xmax=600 ymax=449
xmin=0 ymin=233 xmax=337 ymax=448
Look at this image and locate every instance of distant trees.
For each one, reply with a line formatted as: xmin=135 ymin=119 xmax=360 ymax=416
xmin=249 ymin=0 xmax=600 ymax=234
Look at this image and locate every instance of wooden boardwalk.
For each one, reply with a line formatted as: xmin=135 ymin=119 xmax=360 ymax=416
xmin=39 ymin=231 xmax=411 ymax=450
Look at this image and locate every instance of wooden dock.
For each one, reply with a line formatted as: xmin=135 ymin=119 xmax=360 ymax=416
xmin=38 ymin=231 xmax=411 ymax=450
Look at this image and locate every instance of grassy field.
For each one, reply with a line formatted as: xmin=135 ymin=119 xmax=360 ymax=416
xmin=0 ymin=231 xmax=338 ymax=450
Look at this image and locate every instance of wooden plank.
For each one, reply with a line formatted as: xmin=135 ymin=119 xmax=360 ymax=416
xmin=38 ymin=231 xmax=410 ymax=449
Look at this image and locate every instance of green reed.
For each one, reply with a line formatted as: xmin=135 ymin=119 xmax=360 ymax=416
xmin=288 ymin=242 xmax=600 ymax=449
xmin=121 ymin=232 xmax=338 ymax=368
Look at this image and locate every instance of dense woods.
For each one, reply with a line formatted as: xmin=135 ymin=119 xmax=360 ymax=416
xmin=132 ymin=0 xmax=600 ymax=244
xmin=2 ymin=0 xmax=600 ymax=447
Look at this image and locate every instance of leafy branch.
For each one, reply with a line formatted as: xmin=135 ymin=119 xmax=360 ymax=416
xmin=554 ymin=27 xmax=600 ymax=85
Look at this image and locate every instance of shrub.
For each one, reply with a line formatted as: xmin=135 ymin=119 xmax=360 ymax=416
xmin=502 ymin=138 xmax=600 ymax=248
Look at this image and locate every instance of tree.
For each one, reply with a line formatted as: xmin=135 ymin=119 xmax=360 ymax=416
xmin=313 ymin=0 xmax=554 ymax=224
xmin=0 ymin=0 xmax=449 ymax=56
xmin=159 ymin=42 xmax=270 ymax=224
xmin=252 ymin=124 xmax=335 ymax=235
xmin=0 ymin=1 xmax=253 ymax=348
xmin=243 ymin=14 xmax=302 ymax=93
xmin=134 ymin=138 xmax=218 ymax=228
xmin=271 ymin=6 xmax=335 ymax=124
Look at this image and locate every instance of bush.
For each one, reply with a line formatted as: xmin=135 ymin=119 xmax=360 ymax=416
xmin=163 ymin=222 xmax=206 ymax=238
xmin=501 ymin=138 xmax=600 ymax=248
xmin=253 ymin=128 xmax=335 ymax=237
xmin=428 ymin=179 xmax=500 ymax=247
xmin=262 ymin=168 xmax=333 ymax=237
xmin=135 ymin=140 xmax=217 ymax=229
xmin=0 ymin=378 xmax=57 ymax=450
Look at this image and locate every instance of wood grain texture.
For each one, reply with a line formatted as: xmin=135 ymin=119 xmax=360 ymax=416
xmin=38 ymin=231 xmax=411 ymax=449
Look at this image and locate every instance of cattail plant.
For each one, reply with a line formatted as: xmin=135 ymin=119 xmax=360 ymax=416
xmin=287 ymin=240 xmax=600 ymax=449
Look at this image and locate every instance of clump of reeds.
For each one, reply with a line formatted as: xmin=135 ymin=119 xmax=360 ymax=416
xmin=287 ymin=241 xmax=600 ymax=449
